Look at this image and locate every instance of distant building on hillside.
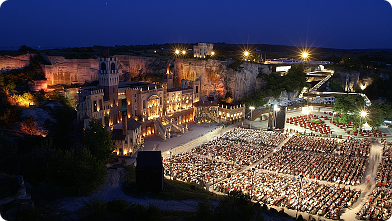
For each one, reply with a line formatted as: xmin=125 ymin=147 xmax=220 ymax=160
xmin=193 ymin=43 xmax=214 ymax=58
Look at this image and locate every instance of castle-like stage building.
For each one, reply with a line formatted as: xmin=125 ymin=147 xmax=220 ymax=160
xmin=76 ymin=56 xmax=245 ymax=156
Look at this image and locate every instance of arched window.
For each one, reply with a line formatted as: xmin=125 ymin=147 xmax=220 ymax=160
xmin=111 ymin=62 xmax=116 ymax=71
xmin=101 ymin=62 xmax=106 ymax=71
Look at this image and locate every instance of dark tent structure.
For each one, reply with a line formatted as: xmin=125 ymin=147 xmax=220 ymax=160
xmin=136 ymin=151 xmax=163 ymax=192
xmin=268 ymin=105 xmax=287 ymax=130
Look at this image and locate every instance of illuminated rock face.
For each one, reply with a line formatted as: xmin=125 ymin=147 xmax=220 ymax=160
xmin=43 ymin=55 xmax=171 ymax=85
xmin=175 ymin=59 xmax=270 ymax=102
xmin=115 ymin=55 xmax=171 ymax=81
xmin=328 ymin=71 xmax=374 ymax=92
xmin=226 ymin=62 xmax=270 ymax=102
xmin=44 ymin=56 xmax=99 ymax=85
xmin=181 ymin=59 xmax=227 ymax=99
xmin=0 ymin=54 xmax=32 ymax=71
xmin=42 ymin=55 xmax=268 ymax=102
xmin=174 ymin=58 xmax=227 ymax=99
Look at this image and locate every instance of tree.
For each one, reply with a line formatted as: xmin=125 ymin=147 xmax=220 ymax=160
xmin=18 ymin=45 xmax=35 ymax=53
xmin=364 ymin=102 xmax=392 ymax=130
xmin=333 ymin=94 xmax=366 ymax=124
xmin=84 ymin=119 xmax=113 ymax=164
xmin=328 ymin=79 xmax=343 ymax=92
xmin=333 ymin=94 xmax=366 ymax=115
xmin=19 ymin=117 xmax=44 ymax=136
xmin=214 ymin=190 xmax=261 ymax=221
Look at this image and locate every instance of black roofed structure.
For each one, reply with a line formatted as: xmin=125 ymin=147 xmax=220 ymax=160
xmin=136 ymin=151 xmax=163 ymax=192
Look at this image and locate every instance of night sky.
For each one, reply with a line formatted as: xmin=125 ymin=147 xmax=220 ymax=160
xmin=0 ymin=0 xmax=392 ymax=50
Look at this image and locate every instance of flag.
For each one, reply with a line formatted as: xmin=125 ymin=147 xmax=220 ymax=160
xmin=103 ymin=48 xmax=109 ymax=58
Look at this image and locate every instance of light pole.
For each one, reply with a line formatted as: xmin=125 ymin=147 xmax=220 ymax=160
xmin=330 ymin=112 xmax=337 ymax=138
xmin=249 ymin=106 xmax=255 ymax=129
xmin=273 ymin=104 xmax=280 ymax=130
xmin=359 ymin=111 xmax=367 ymax=133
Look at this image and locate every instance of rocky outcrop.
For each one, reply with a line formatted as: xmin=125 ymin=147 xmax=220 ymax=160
xmin=327 ymin=70 xmax=374 ymax=92
xmin=44 ymin=56 xmax=99 ymax=85
xmin=40 ymin=55 xmax=271 ymax=102
xmin=226 ymin=62 xmax=268 ymax=102
xmin=175 ymin=58 xmax=228 ymax=99
xmin=43 ymin=55 xmax=172 ymax=85
xmin=175 ymin=58 xmax=270 ymax=102
xmin=116 ymin=55 xmax=172 ymax=81
xmin=0 ymin=54 xmax=32 ymax=72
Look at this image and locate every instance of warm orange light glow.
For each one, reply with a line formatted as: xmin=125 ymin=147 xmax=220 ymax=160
xmin=244 ymin=51 xmax=249 ymax=57
xmin=9 ymin=92 xmax=34 ymax=107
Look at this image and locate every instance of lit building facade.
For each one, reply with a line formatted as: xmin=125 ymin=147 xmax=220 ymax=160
xmin=193 ymin=43 xmax=214 ymax=58
xmin=77 ymin=56 xmax=245 ymax=151
xmin=77 ymin=56 xmax=202 ymax=149
xmin=193 ymin=101 xmax=245 ymax=124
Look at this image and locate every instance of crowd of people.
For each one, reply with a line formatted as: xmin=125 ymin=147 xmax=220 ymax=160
xmin=191 ymin=139 xmax=272 ymax=166
xmin=257 ymin=149 xmax=367 ymax=185
xmin=282 ymin=135 xmax=371 ymax=157
xmin=190 ymin=128 xmax=287 ymax=166
xmin=215 ymin=169 xmax=361 ymax=220
xmin=376 ymin=146 xmax=392 ymax=188
xmin=163 ymin=129 xmax=287 ymax=184
xmin=161 ymin=127 xmax=382 ymax=220
xmin=356 ymin=187 xmax=392 ymax=220
xmin=220 ymin=128 xmax=288 ymax=147
xmin=163 ymin=152 xmax=242 ymax=185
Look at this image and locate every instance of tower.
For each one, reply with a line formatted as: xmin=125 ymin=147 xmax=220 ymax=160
xmin=163 ymin=64 xmax=173 ymax=89
xmin=98 ymin=57 xmax=120 ymax=125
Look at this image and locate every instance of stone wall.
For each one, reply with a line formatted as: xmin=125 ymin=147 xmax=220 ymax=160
xmin=43 ymin=55 xmax=172 ymax=85
xmin=0 ymin=54 xmax=32 ymax=72
xmin=44 ymin=56 xmax=99 ymax=85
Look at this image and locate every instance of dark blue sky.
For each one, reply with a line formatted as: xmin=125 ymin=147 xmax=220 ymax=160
xmin=1 ymin=0 xmax=392 ymax=49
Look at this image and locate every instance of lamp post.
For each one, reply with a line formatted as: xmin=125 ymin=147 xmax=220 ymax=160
xmin=249 ymin=106 xmax=255 ymax=129
xmin=359 ymin=111 xmax=367 ymax=133
xmin=330 ymin=112 xmax=337 ymax=138
xmin=273 ymin=104 xmax=280 ymax=130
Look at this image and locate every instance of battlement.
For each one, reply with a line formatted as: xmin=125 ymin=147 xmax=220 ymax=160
xmin=99 ymin=57 xmax=118 ymax=62
xmin=99 ymin=69 xmax=119 ymax=74
xmin=78 ymin=88 xmax=104 ymax=96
